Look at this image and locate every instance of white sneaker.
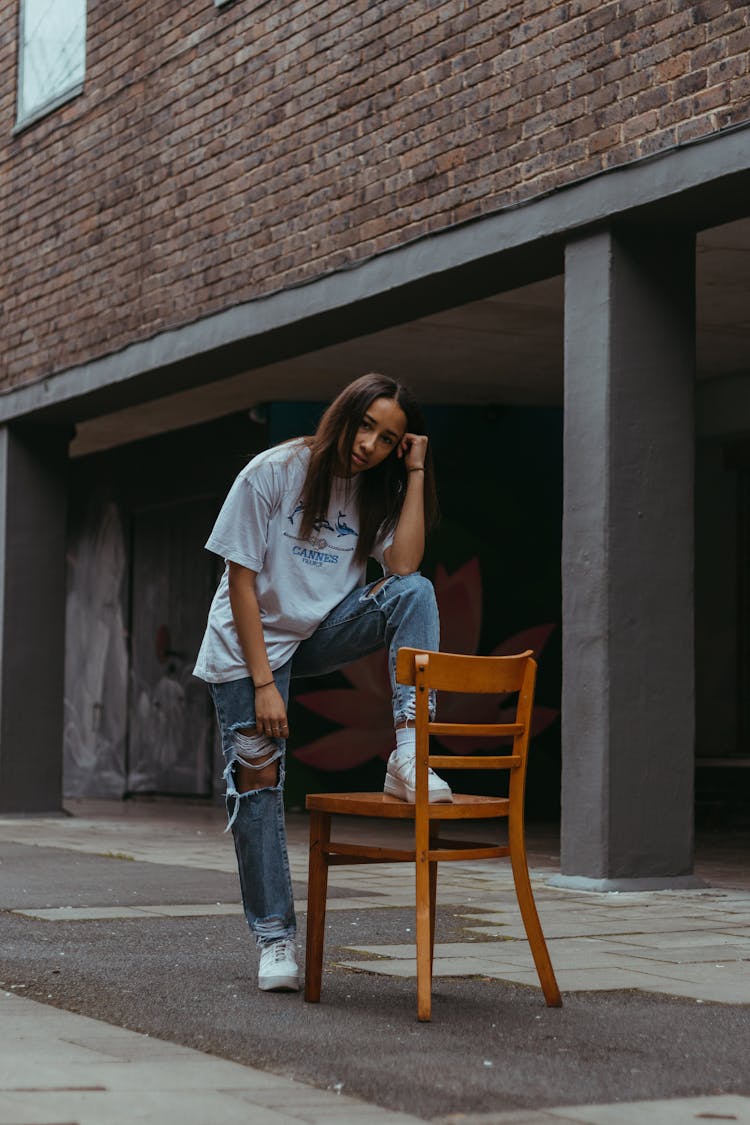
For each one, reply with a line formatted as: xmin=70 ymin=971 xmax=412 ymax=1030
xmin=384 ymin=749 xmax=453 ymax=803
xmin=258 ymin=938 xmax=299 ymax=992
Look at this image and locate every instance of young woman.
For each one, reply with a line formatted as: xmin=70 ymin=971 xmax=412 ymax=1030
xmin=194 ymin=373 xmax=451 ymax=993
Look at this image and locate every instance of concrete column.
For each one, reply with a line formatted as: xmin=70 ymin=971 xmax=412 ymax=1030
xmin=557 ymin=227 xmax=698 ymax=890
xmin=0 ymin=424 xmax=69 ymax=813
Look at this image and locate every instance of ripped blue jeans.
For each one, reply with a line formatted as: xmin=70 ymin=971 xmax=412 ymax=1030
xmin=208 ymin=572 xmax=440 ymax=948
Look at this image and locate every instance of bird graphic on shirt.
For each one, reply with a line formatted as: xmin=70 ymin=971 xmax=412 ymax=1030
xmin=336 ymin=511 xmax=358 ymax=537
xmin=287 ymin=501 xmax=335 ymax=534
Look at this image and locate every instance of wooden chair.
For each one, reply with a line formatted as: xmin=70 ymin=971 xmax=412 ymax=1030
xmin=304 ymin=647 xmax=562 ymax=1021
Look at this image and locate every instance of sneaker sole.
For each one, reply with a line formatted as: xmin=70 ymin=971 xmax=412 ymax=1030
xmin=383 ymin=774 xmax=453 ymax=803
xmin=258 ymin=975 xmax=300 ymax=992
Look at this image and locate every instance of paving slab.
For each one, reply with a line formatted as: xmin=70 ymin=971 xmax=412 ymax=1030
xmin=544 ymin=1093 xmax=750 ymax=1124
xmin=0 ymin=991 xmax=424 ymax=1125
xmin=604 ymin=941 xmax=750 ymax=963
xmin=604 ymin=929 xmax=750 ymax=948
xmin=434 ymin=1095 xmax=750 ymax=1124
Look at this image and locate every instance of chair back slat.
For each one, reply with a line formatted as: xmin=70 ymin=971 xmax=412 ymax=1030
xmin=397 ymin=647 xmax=532 ymax=693
xmin=428 ymin=722 xmax=523 ymax=737
xmin=429 ymin=754 xmax=521 ymax=770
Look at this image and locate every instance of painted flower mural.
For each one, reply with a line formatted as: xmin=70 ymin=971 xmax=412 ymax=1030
xmin=293 ymin=558 xmax=559 ymax=770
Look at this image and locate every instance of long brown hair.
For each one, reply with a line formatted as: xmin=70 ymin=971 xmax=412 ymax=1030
xmin=298 ymin=373 xmax=439 ymax=566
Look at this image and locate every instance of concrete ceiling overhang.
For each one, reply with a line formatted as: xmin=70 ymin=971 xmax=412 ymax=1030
xmin=70 ymin=214 xmax=750 ymax=457
xmin=69 ymin=275 xmax=566 ymax=456
xmin=0 ymin=124 xmax=746 ymax=456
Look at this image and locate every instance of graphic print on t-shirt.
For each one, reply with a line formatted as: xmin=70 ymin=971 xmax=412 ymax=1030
xmin=284 ymin=499 xmax=358 ymax=568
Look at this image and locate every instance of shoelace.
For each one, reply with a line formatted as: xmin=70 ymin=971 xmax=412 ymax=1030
xmin=272 ymin=941 xmax=293 ymax=963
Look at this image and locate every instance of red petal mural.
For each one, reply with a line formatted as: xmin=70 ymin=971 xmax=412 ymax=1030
xmin=292 ymin=558 xmax=559 ymax=771
xmin=293 ymin=727 xmax=393 ymax=771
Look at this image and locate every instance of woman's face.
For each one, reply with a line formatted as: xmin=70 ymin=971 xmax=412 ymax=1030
xmin=345 ymin=396 xmax=407 ymax=475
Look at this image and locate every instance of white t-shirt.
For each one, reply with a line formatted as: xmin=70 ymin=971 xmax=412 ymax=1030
xmin=193 ymin=441 xmax=393 ymax=682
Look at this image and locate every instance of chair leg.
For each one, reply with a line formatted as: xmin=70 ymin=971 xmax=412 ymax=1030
xmin=415 ymin=850 xmax=433 ymax=1022
xmin=428 ymin=825 xmax=439 ymax=974
xmin=508 ymin=815 xmax=562 ymax=1007
xmin=304 ymin=810 xmax=330 ymax=1003
xmin=429 ymin=861 xmax=438 ymax=973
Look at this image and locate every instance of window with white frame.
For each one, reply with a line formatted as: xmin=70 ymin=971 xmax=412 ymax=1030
xmin=17 ymin=0 xmax=87 ymax=126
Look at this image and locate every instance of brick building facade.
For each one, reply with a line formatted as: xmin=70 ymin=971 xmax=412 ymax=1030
xmin=2 ymin=0 xmax=749 ymax=385
xmin=1 ymin=1 xmax=750 ymax=888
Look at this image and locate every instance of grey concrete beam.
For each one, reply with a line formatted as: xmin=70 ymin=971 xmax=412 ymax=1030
xmin=0 ymin=425 xmax=69 ymax=813
xmin=559 ymin=226 xmax=697 ymax=886
xmin=2 ymin=124 xmax=750 ymax=427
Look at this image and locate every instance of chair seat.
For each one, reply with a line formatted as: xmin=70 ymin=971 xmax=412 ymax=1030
xmin=306 ymin=791 xmax=510 ymax=820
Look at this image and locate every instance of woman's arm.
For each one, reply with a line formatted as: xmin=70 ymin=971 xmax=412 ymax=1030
xmin=383 ymin=433 xmax=428 ymax=575
xmin=227 ymin=561 xmax=288 ymax=736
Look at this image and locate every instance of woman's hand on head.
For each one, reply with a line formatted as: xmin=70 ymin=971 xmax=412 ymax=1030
xmin=398 ymin=432 xmax=428 ymax=471
xmin=254 ymin=683 xmax=289 ymax=739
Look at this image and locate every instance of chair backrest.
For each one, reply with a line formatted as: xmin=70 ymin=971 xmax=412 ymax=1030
xmin=396 ymin=647 xmax=534 ymax=695
xmin=395 ymin=647 xmax=537 ymax=795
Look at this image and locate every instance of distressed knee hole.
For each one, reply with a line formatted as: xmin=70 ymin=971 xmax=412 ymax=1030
xmin=232 ymin=730 xmax=282 ymax=792
xmin=234 ymin=729 xmax=280 ymax=769
xmin=223 ymin=730 xmax=284 ymax=831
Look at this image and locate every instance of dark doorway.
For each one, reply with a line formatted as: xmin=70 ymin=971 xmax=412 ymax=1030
xmin=126 ymin=496 xmax=219 ymax=796
xmin=64 ymin=411 xmax=266 ymax=800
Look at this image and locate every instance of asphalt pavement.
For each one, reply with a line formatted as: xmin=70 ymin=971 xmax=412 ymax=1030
xmin=0 ymin=800 xmax=748 ymax=1125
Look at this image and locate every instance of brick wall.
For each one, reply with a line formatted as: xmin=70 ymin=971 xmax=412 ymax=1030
xmin=1 ymin=0 xmax=749 ymax=388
